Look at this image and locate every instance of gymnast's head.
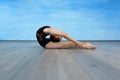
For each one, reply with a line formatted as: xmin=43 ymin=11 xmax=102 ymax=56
xmin=50 ymin=35 xmax=62 ymax=42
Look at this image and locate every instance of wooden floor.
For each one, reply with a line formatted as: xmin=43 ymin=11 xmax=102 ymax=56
xmin=0 ymin=41 xmax=120 ymax=80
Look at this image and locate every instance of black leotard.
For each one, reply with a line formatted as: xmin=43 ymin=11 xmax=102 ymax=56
xmin=36 ymin=26 xmax=51 ymax=48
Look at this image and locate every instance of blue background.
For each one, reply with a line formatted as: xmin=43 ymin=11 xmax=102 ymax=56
xmin=0 ymin=0 xmax=120 ymax=40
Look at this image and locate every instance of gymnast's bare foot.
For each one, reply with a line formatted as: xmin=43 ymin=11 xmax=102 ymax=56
xmin=79 ymin=42 xmax=96 ymax=49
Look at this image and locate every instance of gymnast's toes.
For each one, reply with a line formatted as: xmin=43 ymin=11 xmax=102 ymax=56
xmin=83 ymin=43 xmax=96 ymax=49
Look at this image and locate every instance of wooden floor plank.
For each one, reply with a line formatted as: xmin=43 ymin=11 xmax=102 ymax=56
xmin=0 ymin=41 xmax=120 ymax=80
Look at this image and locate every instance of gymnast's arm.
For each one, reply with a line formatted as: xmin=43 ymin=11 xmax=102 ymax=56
xmin=43 ymin=28 xmax=80 ymax=45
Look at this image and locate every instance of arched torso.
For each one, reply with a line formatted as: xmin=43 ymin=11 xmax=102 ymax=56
xmin=36 ymin=26 xmax=51 ymax=48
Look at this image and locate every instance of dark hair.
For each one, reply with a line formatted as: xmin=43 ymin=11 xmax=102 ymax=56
xmin=50 ymin=35 xmax=61 ymax=42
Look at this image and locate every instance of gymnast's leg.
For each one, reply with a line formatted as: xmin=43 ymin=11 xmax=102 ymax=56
xmin=45 ymin=41 xmax=96 ymax=49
